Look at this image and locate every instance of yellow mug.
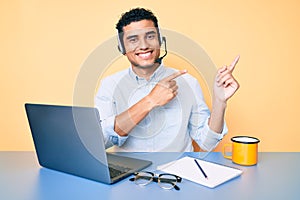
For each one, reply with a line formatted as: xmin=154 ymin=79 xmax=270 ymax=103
xmin=223 ymin=136 xmax=260 ymax=166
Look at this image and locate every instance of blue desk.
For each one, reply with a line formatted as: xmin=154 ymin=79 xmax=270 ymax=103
xmin=1 ymin=152 xmax=300 ymax=200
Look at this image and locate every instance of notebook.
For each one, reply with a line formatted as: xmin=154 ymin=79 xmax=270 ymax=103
xmin=25 ymin=103 xmax=152 ymax=184
xmin=157 ymin=156 xmax=242 ymax=188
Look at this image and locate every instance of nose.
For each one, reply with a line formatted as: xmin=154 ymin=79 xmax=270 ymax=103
xmin=138 ymin=37 xmax=149 ymax=50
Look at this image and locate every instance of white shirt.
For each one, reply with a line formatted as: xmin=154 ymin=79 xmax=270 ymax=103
xmin=94 ymin=64 xmax=227 ymax=152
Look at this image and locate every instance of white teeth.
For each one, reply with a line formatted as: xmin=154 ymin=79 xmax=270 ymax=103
xmin=138 ymin=52 xmax=151 ymax=59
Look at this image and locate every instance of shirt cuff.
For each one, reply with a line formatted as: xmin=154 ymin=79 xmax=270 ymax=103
xmin=200 ymin=120 xmax=228 ymax=151
xmin=101 ymin=115 xmax=128 ymax=147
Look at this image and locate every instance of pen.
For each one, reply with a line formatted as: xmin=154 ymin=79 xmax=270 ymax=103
xmin=194 ymin=159 xmax=208 ymax=179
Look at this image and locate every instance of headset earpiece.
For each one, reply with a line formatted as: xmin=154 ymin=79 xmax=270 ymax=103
xmin=157 ymin=26 xmax=163 ymax=46
xmin=117 ymin=31 xmax=126 ymax=55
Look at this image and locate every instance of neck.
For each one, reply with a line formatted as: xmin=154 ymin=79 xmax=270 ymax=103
xmin=132 ymin=62 xmax=160 ymax=80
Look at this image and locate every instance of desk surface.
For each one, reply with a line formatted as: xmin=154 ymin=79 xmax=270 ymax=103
xmin=1 ymin=152 xmax=300 ymax=200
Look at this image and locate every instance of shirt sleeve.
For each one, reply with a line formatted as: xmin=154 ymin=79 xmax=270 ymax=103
xmin=187 ymin=76 xmax=228 ymax=151
xmin=94 ymin=77 xmax=128 ymax=149
xmin=197 ymin=118 xmax=228 ymax=151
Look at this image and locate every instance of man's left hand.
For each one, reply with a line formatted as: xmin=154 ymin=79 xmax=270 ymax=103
xmin=213 ymin=55 xmax=240 ymax=102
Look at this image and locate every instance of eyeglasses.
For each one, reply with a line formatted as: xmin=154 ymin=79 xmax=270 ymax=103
xmin=129 ymin=171 xmax=182 ymax=190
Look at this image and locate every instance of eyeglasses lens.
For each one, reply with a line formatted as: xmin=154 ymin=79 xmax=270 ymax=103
xmin=158 ymin=174 xmax=177 ymax=189
xmin=135 ymin=172 xmax=153 ymax=186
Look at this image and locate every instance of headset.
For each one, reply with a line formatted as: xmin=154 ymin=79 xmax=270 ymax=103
xmin=117 ymin=26 xmax=167 ymax=64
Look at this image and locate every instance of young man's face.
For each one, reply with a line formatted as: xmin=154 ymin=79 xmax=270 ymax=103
xmin=122 ymin=20 xmax=161 ymax=68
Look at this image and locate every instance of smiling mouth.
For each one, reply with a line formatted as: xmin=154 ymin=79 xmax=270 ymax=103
xmin=136 ymin=51 xmax=153 ymax=59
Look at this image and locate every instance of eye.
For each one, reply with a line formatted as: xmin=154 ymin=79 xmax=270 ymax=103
xmin=128 ymin=37 xmax=138 ymax=43
xmin=146 ymin=34 xmax=156 ymax=40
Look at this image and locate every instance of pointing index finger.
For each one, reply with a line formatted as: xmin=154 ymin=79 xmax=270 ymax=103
xmin=163 ymin=69 xmax=187 ymax=82
xmin=228 ymin=55 xmax=240 ymax=72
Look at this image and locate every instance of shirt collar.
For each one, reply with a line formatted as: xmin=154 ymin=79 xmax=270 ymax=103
xmin=128 ymin=63 xmax=166 ymax=83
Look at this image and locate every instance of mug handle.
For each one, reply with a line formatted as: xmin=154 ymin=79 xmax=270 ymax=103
xmin=223 ymin=143 xmax=232 ymax=159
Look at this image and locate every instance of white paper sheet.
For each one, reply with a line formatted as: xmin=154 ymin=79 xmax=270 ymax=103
xmin=157 ymin=156 xmax=243 ymax=188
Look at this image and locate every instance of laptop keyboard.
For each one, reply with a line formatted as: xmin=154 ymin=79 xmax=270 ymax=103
xmin=108 ymin=163 xmax=132 ymax=178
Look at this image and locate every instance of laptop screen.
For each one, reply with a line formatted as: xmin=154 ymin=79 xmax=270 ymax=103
xmin=25 ymin=103 xmax=151 ymax=184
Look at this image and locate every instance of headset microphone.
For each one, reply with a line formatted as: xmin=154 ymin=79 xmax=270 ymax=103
xmin=155 ymin=36 xmax=167 ymax=64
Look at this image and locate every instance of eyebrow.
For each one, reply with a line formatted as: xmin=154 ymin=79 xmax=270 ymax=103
xmin=126 ymin=30 xmax=157 ymax=40
xmin=145 ymin=30 xmax=157 ymax=36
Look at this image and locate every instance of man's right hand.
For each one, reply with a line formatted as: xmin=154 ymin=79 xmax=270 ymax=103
xmin=115 ymin=69 xmax=187 ymax=136
xmin=147 ymin=69 xmax=187 ymax=107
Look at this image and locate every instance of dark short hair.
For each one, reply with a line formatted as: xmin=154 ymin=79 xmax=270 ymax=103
xmin=116 ymin=8 xmax=159 ymax=33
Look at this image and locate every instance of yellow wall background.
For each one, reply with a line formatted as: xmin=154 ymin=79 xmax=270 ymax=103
xmin=1 ymin=0 xmax=300 ymax=151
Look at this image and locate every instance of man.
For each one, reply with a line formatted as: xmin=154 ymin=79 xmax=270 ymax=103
xmin=95 ymin=8 xmax=239 ymax=152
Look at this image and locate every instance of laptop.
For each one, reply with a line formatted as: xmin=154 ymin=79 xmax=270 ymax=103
xmin=25 ymin=103 xmax=152 ymax=184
